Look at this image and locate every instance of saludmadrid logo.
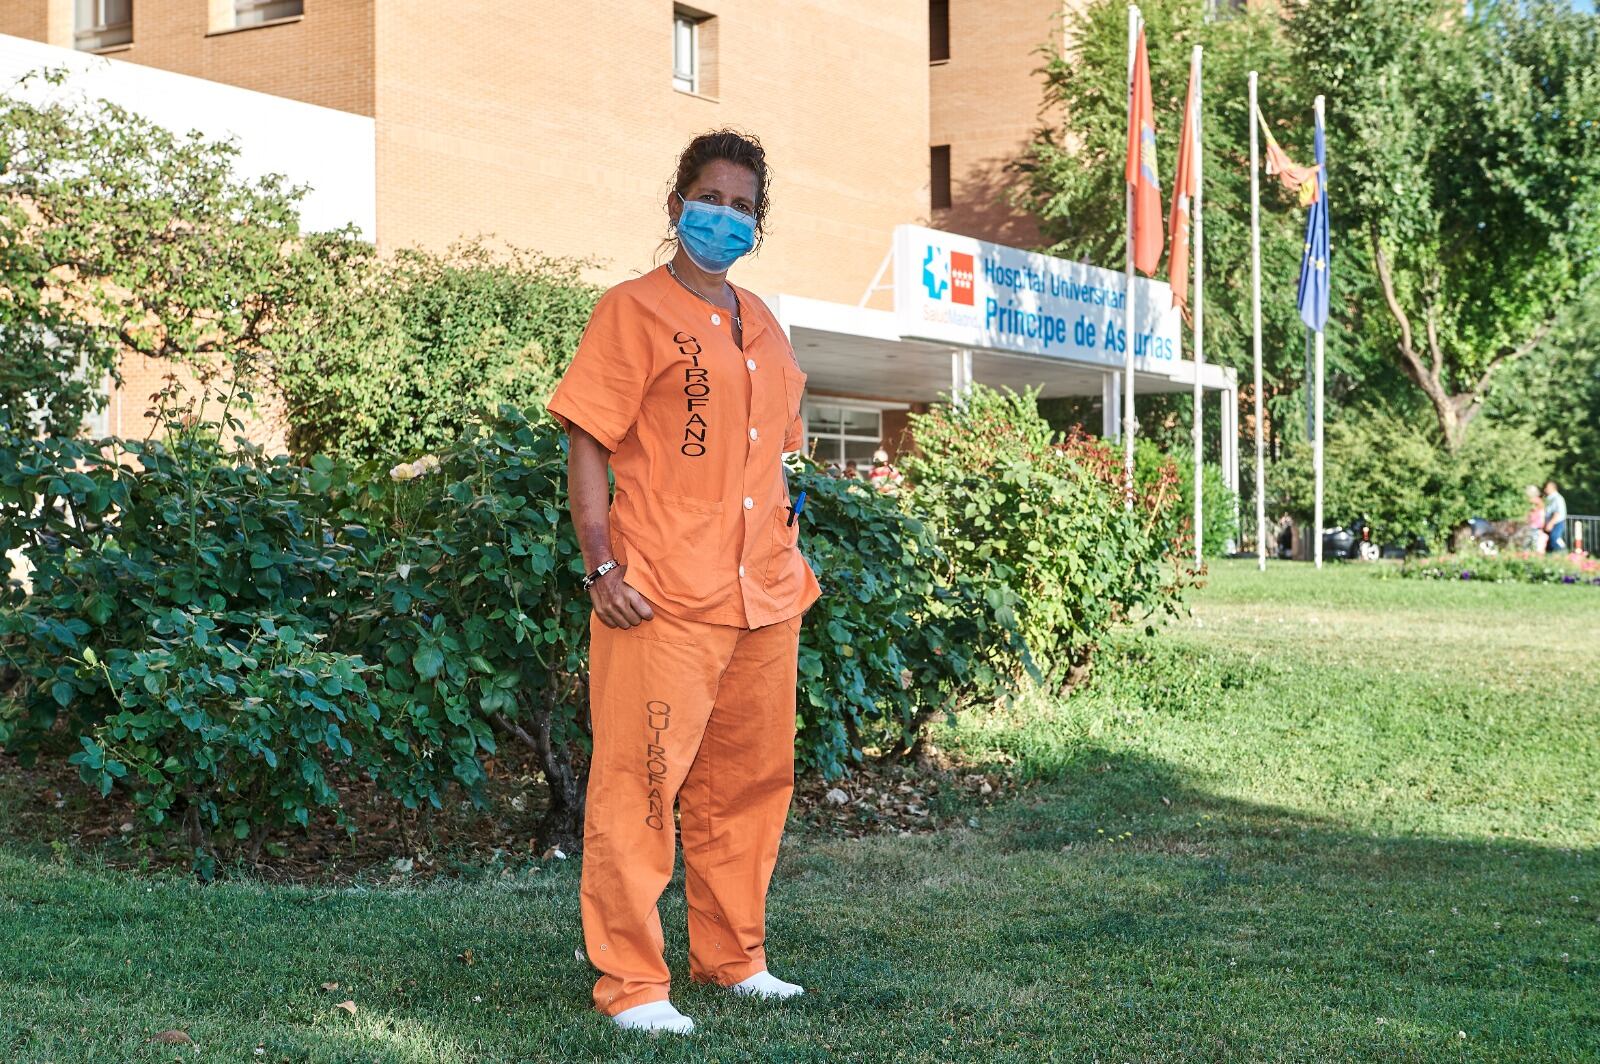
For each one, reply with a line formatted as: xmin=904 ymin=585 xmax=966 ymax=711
xmin=921 ymin=245 xmax=974 ymax=306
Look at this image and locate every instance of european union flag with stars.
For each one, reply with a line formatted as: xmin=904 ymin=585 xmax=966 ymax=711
xmin=1297 ymin=107 xmax=1330 ymax=332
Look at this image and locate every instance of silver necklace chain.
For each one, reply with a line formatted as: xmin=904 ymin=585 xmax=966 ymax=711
xmin=666 ymin=261 xmax=741 ymax=329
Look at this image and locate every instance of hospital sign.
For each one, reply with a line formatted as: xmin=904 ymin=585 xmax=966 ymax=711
xmin=891 ymin=224 xmax=1180 ymax=370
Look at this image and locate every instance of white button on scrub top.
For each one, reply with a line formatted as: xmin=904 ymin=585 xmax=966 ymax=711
xmin=711 ymin=313 xmax=721 ymax=326
xmin=743 ymin=497 xmax=754 ymax=509
xmin=749 ymin=428 xmax=758 ymax=441
xmin=738 ymin=565 xmax=746 ymax=577
xmin=745 ymin=359 xmax=757 ymax=371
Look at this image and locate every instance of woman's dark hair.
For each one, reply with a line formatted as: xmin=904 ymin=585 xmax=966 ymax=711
xmin=664 ymin=129 xmax=771 ymax=254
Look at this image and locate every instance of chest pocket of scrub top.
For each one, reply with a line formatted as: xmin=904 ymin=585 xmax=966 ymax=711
xmin=780 ymin=362 xmax=807 ymax=438
xmin=767 ymin=362 xmax=807 ymax=578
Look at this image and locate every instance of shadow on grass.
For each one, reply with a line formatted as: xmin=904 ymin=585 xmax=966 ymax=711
xmin=3 ymin=744 xmax=1595 ymax=1061
xmin=778 ymin=745 xmax=1600 ymax=1061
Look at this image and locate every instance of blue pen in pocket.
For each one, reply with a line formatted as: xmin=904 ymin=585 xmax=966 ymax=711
xmin=786 ymin=490 xmax=807 ymax=528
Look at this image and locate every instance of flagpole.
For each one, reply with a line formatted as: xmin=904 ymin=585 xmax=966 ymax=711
xmin=1123 ymin=4 xmax=1140 ymax=511
xmin=1312 ymin=93 xmax=1326 ymax=571
xmin=1190 ymin=45 xmax=1205 ymax=569
xmin=1249 ymin=71 xmax=1265 ymax=572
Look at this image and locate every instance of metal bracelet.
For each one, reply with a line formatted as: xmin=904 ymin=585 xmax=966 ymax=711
xmin=581 ymin=559 xmax=618 ymax=590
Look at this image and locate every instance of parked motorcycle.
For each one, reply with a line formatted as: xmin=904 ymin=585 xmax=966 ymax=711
xmin=1322 ymin=516 xmax=1378 ymax=562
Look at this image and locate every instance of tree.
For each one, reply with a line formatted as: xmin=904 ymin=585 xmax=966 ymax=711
xmin=1292 ymin=0 xmax=1600 ymax=449
xmin=267 ymin=239 xmax=601 ymax=464
xmin=1485 ymin=281 xmax=1600 ymax=514
xmin=1 ymin=71 xmax=344 ymax=438
xmin=1018 ymin=0 xmax=1338 ymax=446
xmin=2 ymin=77 xmax=123 ymax=435
xmin=1270 ymin=407 xmax=1550 ymax=546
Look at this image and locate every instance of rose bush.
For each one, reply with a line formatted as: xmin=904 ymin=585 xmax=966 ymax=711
xmin=899 ymin=385 xmax=1193 ymax=683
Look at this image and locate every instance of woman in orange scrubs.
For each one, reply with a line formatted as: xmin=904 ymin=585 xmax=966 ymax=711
xmin=546 ymin=130 xmax=820 ymax=1035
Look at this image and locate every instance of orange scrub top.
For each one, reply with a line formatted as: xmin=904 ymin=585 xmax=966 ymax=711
xmin=547 ymin=265 xmax=821 ymax=629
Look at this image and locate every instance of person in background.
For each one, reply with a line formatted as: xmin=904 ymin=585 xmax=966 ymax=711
xmin=867 ymin=448 xmax=902 ymax=494
xmin=843 ymin=460 xmax=860 ymax=479
xmin=1543 ymin=480 xmax=1568 ymax=553
xmin=1275 ymin=513 xmax=1296 ymax=560
xmin=1525 ymin=485 xmax=1548 ymax=553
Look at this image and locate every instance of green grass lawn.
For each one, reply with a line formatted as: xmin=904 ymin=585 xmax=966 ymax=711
xmin=3 ymin=561 xmax=1597 ymax=1062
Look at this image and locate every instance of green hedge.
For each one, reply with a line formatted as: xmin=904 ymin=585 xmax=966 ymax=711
xmin=785 ymin=465 xmax=1026 ymax=775
xmin=0 ymin=414 xmax=412 ymax=874
xmin=2 ymin=393 xmax=1188 ymax=871
xmin=1272 ymin=410 xmax=1551 ymax=549
xmin=901 ymin=386 xmax=1192 ymax=678
xmin=1134 ymin=438 xmax=1238 ymax=558
xmin=268 ymin=240 xmax=601 ymax=464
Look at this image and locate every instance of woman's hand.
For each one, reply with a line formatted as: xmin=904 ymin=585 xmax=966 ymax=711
xmin=589 ymin=564 xmax=656 ymax=629
xmin=567 ymin=425 xmax=654 ymax=628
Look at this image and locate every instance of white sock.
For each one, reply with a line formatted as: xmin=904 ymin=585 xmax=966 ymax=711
xmin=610 ymin=1000 xmax=695 ymax=1034
xmin=730 ymin=970 xmax=804 ymax=999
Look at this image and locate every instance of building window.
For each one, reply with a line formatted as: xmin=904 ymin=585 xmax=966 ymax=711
xmin=75 ymin=0 xmax=132 ymax=51
xmin=930 ymin=0 xmax=950 ymax=62
xmin=234 ymin=0 xmax=303 ymax=29
xmin=804 ymin=402 xmax=884 ymax=473
xmin=931 ymin=145 xmax=952 ymax=210
xmin=673 ymin=6 xmax=718 ymax=96
xmin=82 ymin=375 xmax=112 ymax=439
xmin=673 ymin=10 xmax=699 ymax=93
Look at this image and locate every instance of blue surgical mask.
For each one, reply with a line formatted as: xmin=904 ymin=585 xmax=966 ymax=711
xmin=675 ymin=191 xmax=756 ymax=274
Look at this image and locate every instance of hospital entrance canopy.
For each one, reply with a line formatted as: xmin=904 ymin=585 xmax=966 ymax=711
xmin=767 ymin=224 xmax=1236 ymax=418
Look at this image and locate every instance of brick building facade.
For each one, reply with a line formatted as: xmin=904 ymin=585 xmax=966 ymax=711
xmin=3 ymin=1 xmax=1172 ymax=467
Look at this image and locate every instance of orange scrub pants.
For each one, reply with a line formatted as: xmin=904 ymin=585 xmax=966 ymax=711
xmin=580 ymin=605 xmax=802 ymax=1016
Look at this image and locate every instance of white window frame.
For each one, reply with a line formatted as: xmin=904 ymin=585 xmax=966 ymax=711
xmin=81 ymin=372 xmax=113 ymax=439
xmin=234 ymin=0 xmax=303 ymax=29
xmin=672 ymin=12 xmax=699 ymax=94
xmin=75 ymin=0 xmax=132 ymax=51
xmin=802 ymin=400 xmax=903 ymax=472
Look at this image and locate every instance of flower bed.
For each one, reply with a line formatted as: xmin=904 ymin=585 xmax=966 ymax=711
xmin=1401 ymin=550 xmax=1600 ymax=585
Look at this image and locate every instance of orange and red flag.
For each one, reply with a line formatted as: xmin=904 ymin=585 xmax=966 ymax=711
xmin=1168 ymin=58 xmax=1199 ymax=310
xmin=1256 ymin=106 xmax=1321 ymax=207
xmin=1125 ymin=26 xmax=1163 ymax=277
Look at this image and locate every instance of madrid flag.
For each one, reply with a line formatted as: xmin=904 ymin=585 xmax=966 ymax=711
xmin=1125 ymin=26 xmax=1162 ymax=276
xmin=1168 ymin=58 xmax=1199 ymax=310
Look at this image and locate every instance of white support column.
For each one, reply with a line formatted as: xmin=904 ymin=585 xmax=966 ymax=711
xmin=1223 ymin=386 xmax=1241 ymax=551
xmin=1234 ymin=393 xmax=1243 ymax=547
xmin=950 ymin=348 xmax=974 ymax=404
xmin=1230 ymin=389 xmax=1240 ymax=495
xmin=1222 ymin=390 xmax=1235 ymax=492
xmin=1103 ymin=371 xmax=1122 ymax=439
